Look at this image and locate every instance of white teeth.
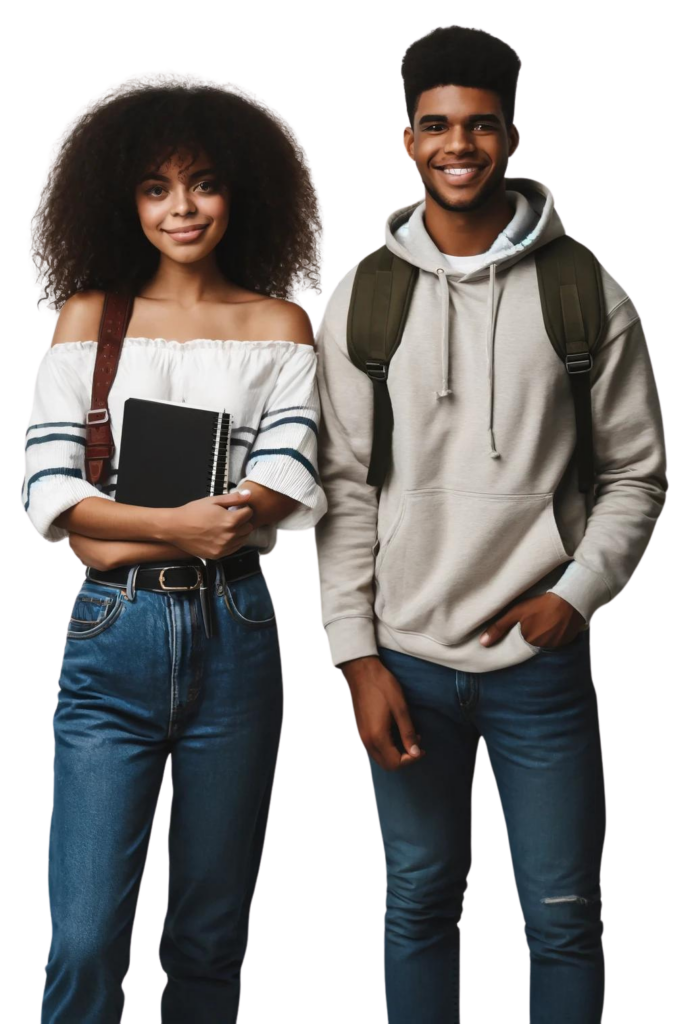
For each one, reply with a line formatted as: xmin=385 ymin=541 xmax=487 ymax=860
xmin=442 ymin=167 xmax=477 ymax=176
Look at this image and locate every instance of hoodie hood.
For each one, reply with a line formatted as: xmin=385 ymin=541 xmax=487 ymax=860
xmin=384 ymin=178 xmax=566 ymax=457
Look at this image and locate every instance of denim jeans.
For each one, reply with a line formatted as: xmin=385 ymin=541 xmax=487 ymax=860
xmin=371 ymin=628 xmax=605 ymax=1024
xmin=41 ymin=557 xmax=283 ymax=1024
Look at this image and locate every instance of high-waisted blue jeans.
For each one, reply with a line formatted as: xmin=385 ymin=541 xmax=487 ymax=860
xmin=371 ymin=628 xmax=605 ymax=1024
xmin=41 ymin=555 xmax=283 ymax=1024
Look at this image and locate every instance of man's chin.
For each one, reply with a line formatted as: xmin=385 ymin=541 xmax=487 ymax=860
xmin=424 ymin=177 xmax=498 ymax=214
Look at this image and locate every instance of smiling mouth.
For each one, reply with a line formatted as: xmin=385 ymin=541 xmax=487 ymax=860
xmin=434 ymin=164 xmax=485 ymax=180
xmin=164 ymin=225 xmax=210 ymax=241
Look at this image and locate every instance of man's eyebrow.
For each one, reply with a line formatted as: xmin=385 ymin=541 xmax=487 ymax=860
xmin=417 ymin=113 xmax=502 ymax=126
xmin=137 ymin=167 xmax=216 ymax=183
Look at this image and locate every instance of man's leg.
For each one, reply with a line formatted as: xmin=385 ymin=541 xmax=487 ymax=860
xmin=477 ymin=629 xmax=606 ymax=1023
xmin=370 ymin=646 xmax=480 ymax=1024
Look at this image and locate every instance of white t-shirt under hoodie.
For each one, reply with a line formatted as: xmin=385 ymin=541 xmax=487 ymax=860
xmin=22 ymin=335 xmax=328 ymax=552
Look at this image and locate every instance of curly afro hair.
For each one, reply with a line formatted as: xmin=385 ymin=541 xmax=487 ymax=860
xmin=402 ymin=26 xmax=521 ymax=129
xmin=32 ymin=75 xmax=321 ymax=308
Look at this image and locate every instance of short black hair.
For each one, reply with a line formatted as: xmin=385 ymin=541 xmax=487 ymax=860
xmin=32 ymin=77 xmax=321 ymax=307
xmin=402 ymin=26 xmax=521 ymax=129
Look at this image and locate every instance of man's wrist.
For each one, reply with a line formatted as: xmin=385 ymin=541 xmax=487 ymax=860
xmin=546 ymin=591 xmax=587 ymax=627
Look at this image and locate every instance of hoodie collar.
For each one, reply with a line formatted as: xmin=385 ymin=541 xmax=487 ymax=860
xmin=382 ymin=178 xmax=565 ymax=461
xmin=385 ymin=177 xmax=565 ymax=282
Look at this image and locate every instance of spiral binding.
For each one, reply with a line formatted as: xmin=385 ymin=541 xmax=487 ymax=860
xmin=207 ymin=411 xmax=232 ymax=496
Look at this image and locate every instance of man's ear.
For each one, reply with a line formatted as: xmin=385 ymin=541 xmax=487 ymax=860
xmin=403 ymin=125 xmax=415 ymax=160
xmin=508 ymin=124 xmax=520 ymax=158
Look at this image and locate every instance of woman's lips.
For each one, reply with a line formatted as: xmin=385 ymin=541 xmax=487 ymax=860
xmin=165 ymin=225 xmax=209 ymax=243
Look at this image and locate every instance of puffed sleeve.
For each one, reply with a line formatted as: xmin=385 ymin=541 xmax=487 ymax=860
xmin=22 ymin=346 xmax=115 ymax=542
xmin=237 ymin=343 xmax=328 ymax=529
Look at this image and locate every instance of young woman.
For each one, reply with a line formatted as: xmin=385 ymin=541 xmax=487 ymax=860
xmin=24 ymin=79 xmax=326 ymax=1023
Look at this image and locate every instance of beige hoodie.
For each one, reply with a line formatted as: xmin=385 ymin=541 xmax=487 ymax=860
xmin=314 ymin=178 xmax=668 ymax=672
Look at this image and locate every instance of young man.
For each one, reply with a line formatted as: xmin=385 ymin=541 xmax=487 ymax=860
xmin=314 ymin=25 xmax=668 ymax=1024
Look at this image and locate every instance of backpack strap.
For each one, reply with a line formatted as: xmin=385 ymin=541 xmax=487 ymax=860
xmin=347 ymin=245 xmax=418 ymax=487
xmin=85 ymin=289 xmax=134 ymax=485
xmin=534 ymin=235 xmax=606 ymax=493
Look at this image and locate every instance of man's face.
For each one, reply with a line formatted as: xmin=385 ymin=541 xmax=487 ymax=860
xmin=404 ymin=85 xmax=519 ymax=212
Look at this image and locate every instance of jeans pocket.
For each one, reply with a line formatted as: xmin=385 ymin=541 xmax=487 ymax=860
xmin=66 ymin=584 xmax=124 ymax=639
xmin=223 ymin=571 xmax=277 ymax=628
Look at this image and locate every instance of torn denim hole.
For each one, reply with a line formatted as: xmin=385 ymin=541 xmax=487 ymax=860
xmin=541 ymin=895 xmax=593 ymax=906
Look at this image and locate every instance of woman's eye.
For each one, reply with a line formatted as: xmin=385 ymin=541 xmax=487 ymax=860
xmin=144 ymin=185 xmax=165 ymax=197
xmin=194 ymin=180 xmax=217 ymax=193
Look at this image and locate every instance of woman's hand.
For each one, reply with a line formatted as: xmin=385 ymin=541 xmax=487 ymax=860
xmin=158 ymin=491 xmax=256 ymax=560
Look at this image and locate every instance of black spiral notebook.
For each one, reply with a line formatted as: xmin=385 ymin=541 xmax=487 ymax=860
xmin=115 ymin=398 xmax=233 ymax=507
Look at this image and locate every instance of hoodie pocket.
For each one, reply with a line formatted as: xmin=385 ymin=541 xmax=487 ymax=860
xmin=374 ymin=488 xmax=570 ymax=647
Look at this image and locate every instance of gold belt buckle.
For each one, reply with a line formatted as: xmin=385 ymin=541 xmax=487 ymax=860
xmin=158 ymin=566 xmax=203 ymax=591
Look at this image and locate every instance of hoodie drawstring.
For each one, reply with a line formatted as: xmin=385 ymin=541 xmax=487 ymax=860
xmin=435 ymin=267 xmax=452 ymax=398
xmin=486 ymin=262 xmax=501 ymax=459
xmin=434 ymin=262 xmax=501 ymax=460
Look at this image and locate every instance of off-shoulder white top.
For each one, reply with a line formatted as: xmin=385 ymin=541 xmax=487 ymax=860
xmin=22 ymin=336 xmax=328 ymax=552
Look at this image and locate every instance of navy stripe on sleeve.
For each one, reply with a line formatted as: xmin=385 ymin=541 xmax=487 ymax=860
xmin=25 ymin=432 xmax=87 ymax=450
xmin=257 ymin=416 xmax=318 ymax=437
xmin=24 ymin=467 xmax=83 ymax=510
xmin=260 ymin=406 xmax=319 ymax=421
xmin=26 ymin=421 xmax=85 ymax=435
xmin=246 ymin=448 xmax=320 ymax=483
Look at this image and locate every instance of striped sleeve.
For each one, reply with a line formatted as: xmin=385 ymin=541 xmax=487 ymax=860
xmin=22 ymin=347 xmax=114 ymax=542
xmin=237 ymin=343 xmax=327 ymax=530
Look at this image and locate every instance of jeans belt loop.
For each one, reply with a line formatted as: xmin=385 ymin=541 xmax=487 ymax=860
xmin=125 ymin=564 xmax=140 ymax=602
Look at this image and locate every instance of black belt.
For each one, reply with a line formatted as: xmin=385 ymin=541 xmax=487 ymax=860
xmin=86 ymin=547 xmax=261 ymax=638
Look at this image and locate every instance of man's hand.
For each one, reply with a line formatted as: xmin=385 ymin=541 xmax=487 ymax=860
xmin=479 ymin=593 xmax=586 ymax=649
xmin=341 ymin=656 xmax=425 ymax=772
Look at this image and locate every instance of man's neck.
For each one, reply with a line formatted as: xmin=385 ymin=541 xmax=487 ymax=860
xmin=423 ymin=185 xmax=514 ymax=257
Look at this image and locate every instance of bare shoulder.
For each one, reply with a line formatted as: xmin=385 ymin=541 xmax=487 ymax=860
xmin=249 ymin=297 xmax=314 ymax=347
xmin=51 ymin=290 xmax=105 ymax=346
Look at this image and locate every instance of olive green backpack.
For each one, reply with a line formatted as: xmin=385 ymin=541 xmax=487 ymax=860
xmin=346 ymin=234 xmax=606 ymax=493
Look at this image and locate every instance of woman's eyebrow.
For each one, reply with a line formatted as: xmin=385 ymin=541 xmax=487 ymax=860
xmin=137 ymin=167 xmax=216 ymax=183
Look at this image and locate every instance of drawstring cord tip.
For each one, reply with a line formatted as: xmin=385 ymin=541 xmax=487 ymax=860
xmin=435 ymin=388 xmax=452 ymax=399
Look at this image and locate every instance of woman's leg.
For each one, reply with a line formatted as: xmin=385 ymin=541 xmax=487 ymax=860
xmin=159 ymin=572 xmax=283 ymax=1024
xmin=42 ymin=583 xmax=172 ymax=1024
xmin=369 ymin=646 xmax=480 ymax=1024
xmin=477 ymin=630 xmax=606 ymax=1023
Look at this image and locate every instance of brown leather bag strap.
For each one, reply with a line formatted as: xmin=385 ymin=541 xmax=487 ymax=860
xmin=85 ymin=290 xmax=134 ymax=484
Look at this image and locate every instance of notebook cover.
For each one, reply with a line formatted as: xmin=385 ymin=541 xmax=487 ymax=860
xmin=115 ymin=398 xmax=231 ymax=507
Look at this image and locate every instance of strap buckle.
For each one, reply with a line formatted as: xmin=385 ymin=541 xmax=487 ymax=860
xmin=87 ymin=408 xmax=110 ymax=425
xmin=565 ymin=352 xmax=593 ymax=375
xmin=366 ymin=360 xmax=388 ymax=382
xmin=158 ymin=566 xmax=203 ymax=591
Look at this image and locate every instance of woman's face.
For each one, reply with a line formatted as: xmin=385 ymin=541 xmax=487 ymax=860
xmin=134 ymin=150 xmax=230 ymax=263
